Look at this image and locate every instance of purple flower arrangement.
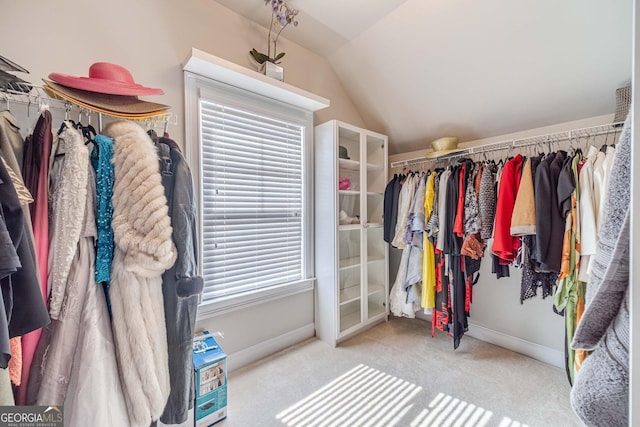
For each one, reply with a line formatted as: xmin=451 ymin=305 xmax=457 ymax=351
xmin=250 ymin=0 xmax=299 ymax=65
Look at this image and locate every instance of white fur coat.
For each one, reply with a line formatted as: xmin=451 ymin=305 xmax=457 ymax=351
xmin=105 ymin=121 xmax=176 ymax=427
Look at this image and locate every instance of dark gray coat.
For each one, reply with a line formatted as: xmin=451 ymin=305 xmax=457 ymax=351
xmin=157 ymin=137 xmax=203 ymax=424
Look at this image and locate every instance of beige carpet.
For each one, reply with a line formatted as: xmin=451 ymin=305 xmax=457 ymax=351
xmin=219 ymin=317 xmax=581 ymax=427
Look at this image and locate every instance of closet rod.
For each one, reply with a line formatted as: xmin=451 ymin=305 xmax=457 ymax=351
xmin=0 ymin=84 xmax=72 ymax=112
xmin=391 ymin=121 xmax=624 ymax=168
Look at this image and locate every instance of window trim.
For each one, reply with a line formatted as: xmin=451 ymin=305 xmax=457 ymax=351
xmin=184 ymin=71 xmax=317 ymax=318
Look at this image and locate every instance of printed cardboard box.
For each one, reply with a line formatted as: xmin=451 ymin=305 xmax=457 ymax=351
xmin=193 ymin=331 xmax=227 ymax=426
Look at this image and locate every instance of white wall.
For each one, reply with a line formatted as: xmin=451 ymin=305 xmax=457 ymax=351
xmin=1 ymin=0 xmax=365 ymax=368
xmin=389 ymin=113 xmax=616 ymax=367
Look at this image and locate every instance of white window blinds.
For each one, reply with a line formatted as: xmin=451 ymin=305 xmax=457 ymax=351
xmin=200 ymin=99 xmax=305 ymax=302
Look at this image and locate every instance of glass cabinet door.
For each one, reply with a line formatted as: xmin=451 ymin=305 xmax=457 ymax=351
xmin=365 ymin=133 xmax=385 ymax=226
xmin=338 ymin=228 xmax=362 ymax=332
xmin=337 ymin=126 xmax=361 ymax=227
xmin=366 ymin=226 xmax=386 ymax=320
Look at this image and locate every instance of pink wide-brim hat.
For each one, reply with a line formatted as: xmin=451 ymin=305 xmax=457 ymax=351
xmin=43 ymin=80 xmax=169 ymax=116
xmin=49 ymin=62 xmax=163 ymax=96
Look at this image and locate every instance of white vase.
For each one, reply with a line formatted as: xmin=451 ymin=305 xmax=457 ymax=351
xmin=260 ymin=61 xmax=284 ymax=81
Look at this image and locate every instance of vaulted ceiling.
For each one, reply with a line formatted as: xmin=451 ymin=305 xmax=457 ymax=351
xmin=214 ymin=0 xmax=632 ymax=154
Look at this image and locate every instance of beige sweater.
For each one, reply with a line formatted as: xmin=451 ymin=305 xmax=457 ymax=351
xmin=510 ymin=158 xmax=536 ymax=236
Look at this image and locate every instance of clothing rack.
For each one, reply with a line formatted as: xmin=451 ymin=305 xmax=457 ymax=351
xmin=390 ymin=122 xmax=624 ymax=169
xmin=0 ymin=83 xmax=176 ymax=130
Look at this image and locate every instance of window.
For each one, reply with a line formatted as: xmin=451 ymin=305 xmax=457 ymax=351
xmin=185 ymin=72 xmax=316 ymax=315
xmin=200 ymin=100 xmax=304 ymax=300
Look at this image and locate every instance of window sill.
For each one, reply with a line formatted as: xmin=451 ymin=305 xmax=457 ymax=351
xmin=196 ymin=278 xmax=316 ymax=321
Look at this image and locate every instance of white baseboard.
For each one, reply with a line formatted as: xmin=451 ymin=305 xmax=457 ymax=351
xmin=413 ymin=311 xmax=564 ymax=369
xmin=466 ymin=322 xmax=564 ymax=369
xmin=226 ymin=323 xmax=316 ymax=372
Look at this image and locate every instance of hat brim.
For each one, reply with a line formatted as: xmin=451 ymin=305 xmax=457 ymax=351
xmin=48 ymin=72 xmax=163 ymax=96
xmin=43 ymin=80 xmax=170 ymax=117
xmin=424 ymin=148 xmax=464 ymax=159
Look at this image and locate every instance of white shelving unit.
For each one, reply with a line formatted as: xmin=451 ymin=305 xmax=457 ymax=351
xmin=315 ymin=120 xmax=389 ymax=345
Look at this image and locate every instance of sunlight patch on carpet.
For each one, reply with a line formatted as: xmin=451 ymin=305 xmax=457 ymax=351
xmin=275 ymin=364 xmax=422 ymax=427
xmin=275 ymin=365 xmax=530 ymax=427
xmin=409 ymin=392 xmax=493 ymax=427
xmin=408 ymin=392 xmax=530 ymax=427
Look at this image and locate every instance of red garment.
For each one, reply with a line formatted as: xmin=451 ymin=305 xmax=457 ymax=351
xmin=465 ymin=276 xmax=473 ymax=314
xmin=432 ymin=249 xmax=450 ymax=337
xmin=453 ymin=164 xmax=466 ymax=237
xmin=491 ymin=155 xmax=523 ymax=263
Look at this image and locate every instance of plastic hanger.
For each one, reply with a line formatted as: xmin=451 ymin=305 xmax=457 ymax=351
xmin=81 ymin=124 xmax=97 ymax=145
xmin=58 ymin=119 xmax=77 ymax=136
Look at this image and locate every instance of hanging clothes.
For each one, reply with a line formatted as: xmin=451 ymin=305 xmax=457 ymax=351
xmin=571 ymin=115 xmax=630 ymax=427
xmin=590 ymin=147 xmax=606 ymax=222
xmin=443 ymin=165 xmax=460 ymax=256
xmin=389 ymin=174 xmax=422 ymax=317
xmin=407 ymin=174 xmax=427 ymax=248
xmin=22 ymin=110 xmax=52 ymax=221
xmin=452 ymin=161 xmax=478 ymax=349
xmin=532 ymin=151 xmax=567 ymax=273
xmin=577 ymin=146 xmax=599 ymax=283
xmin=105 ymin=121 xmax=177 ymax=427
xmin=596 ymin=145 xmax=616 ymax=226
xmin=63 ymin=257 xmax=129 ymax=427
xmin=35 ymin=156 xmax=91 ymax=406
xmin=520 ymin=234 xmax=556 ymax=302
xmin=553 ymin=152 xmax=582 ymax=383
xmin=61 ymin=165 xmax=129 ymax=427
xmin=404 ymin=175 xmax=426 ymax=300
xmin=18 ymin=110 xmax=52 ymax=394
xmin=0 ymin=161 xmax=21 ymax=399
xmin=391 ymin=174 xmax=416 ymax=248
xmin=47 ymin=124 xmax=89 ymax=320
xmin=0 ymin=111 xmax=49 ymax=338
xmin=383 ymin=175 xmax=398 ymax=243
xmin=478 ymin=162 xmax=496 ymax=241
xmin=91 ymin=134 xmax=115 ymax=315
xmin=517 ymin=154 xmax=556 ymax=302
xmin=0 ymin=111 xmax=50 ymax=405
xmin=490 ymin=162 xmax=510 ymax=278
xmin=0 ymin=167 xmax=30 ymax=404
xmin=510 ymin=158 xmax=536 ymax=236
xmin=432 ymin=247 xmax=450 ymax=335
xmin=389 ymin=175 xmax=402 ymax=243
xmin=390 ymin=245 xmax=421 ymax=318
xmin=421 ymin=172 xmax=436 ymax=309
xmin=431 ymin=168 xmax=451 ymax=336
xmin=433 ymin=169 xmax=447 ymax=250
xmin=442 ymin=164 xmax=462 ymax=344
xmin=491 ymin=154 xmax=523 ymax=264
xmin=27 ymin=125 xmax=88 ymax=403
xmin=156 ymin=137 xmax=203 ymax=425
xmin=463 ymin=163 xmax=481 ymax=236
